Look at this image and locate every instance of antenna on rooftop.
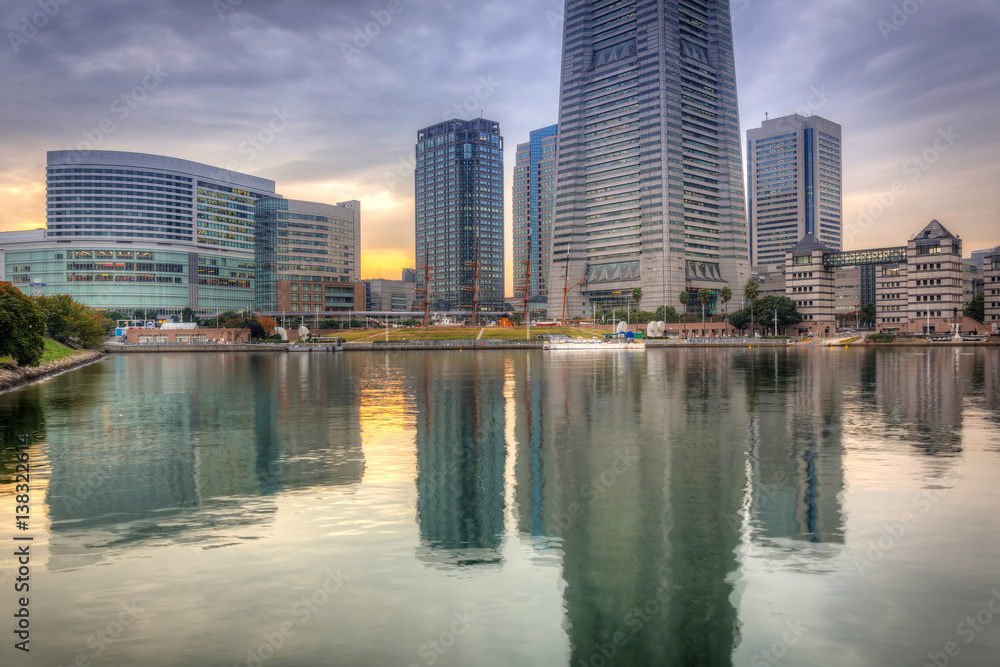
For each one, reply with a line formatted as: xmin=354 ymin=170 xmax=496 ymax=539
xmin=765 ymin=112 xmax=769 ymax=121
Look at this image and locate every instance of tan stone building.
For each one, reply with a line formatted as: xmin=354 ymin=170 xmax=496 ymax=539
xmin=905 ymin=220 xmax=964 ymax=333
xmin=875 ymin=262 xmax=907 ymax=328
xmin=986 ymin=246 xmax=1000 ymax=332
xmin=785 ymin=234 xmax=836 ymax=335
xmin=781 ymin=219 xmax=995 ymax=335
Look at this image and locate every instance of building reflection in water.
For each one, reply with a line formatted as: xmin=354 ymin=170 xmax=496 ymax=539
xmin=413 ymin=354 xmax=506 ymax=568
xmin=870 ymin=349 xmax=969 ymax=455
xmin=35 ymin=353 xmax=365 ymax=565
xmin=745 ymin=350 xmax=845 ymax=549
xmin=508 ymin=350 xmax=747 ymax=666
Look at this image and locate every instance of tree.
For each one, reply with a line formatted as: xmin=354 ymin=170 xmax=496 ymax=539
xmin=132 ymin=308 xmax=153 ymax=322
xmin=727 ymin=307 xmax=752 ymax=334
xmin=964 ymin=294 xmax=984 ymax=323
xmin=744 ymin=280 xmax=759 ymax=335
xmin=679 ymin=290 xmax=690 ymax=337
xmin=95 ymin=311 xmax=118 ymax=336
xmin=0 ymin=282 xmax=45 ymax=367
xmin=720 ymin=286 xmax=733 ymax=323
xmin=750 ymin=295 xmax=803 ymax=333
xmin=216 ymin=311 xmax=268 ymax=339
xmin=860 ymin=302 xmax=876 ymax=328
xmin=216 ymin=311 xmax=241 ymax=328
xmin=256 ymin=314 xmax=278 ymax=337
xmin=181 ymin=307 xmax=196 ymax=323
xmin=654 ymin=305 xmax=680 ymax=323
xmin=698 ymin=288 xmax=711 ymax=332
xmin=631 ymin=287 xmax=643 ymax=327
xmin=33 ymin=294 xmax=107 ymax=348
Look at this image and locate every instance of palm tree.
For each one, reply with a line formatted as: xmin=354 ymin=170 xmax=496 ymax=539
xmin=698 ymin=288 xmax=710 ymax=335
xmin=744 ymin=280 xmax=759 ymax=337
xmin=678 ymin=290 xmax=689 ymax=338
xmin=631 ymin=287 xmax=642 ymax=331
xmin=720 ymin=285 xmax=732 ymax=320
xmin=720 ymin=285 xmax=733 ymax=337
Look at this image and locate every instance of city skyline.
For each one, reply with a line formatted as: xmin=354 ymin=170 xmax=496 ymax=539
xmin=1 ymin=0 xmax=997 ymax=295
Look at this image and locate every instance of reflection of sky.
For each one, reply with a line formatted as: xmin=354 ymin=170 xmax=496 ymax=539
xmin=1 ymin=348 xmax=999 ymax=665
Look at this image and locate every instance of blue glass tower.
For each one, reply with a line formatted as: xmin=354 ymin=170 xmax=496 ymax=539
xmin=513 ymin=125 xmax=557 ymax=307
xmin=415 ymin=119 xmax=504 ymax=314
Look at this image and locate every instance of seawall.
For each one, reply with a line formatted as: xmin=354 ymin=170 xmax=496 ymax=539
xmin=0 ymin=349 xmax=106 ymax=394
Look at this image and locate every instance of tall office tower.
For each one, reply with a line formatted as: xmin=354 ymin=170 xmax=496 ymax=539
xmin=414 ymin=118 xmax=504 ymax=314
xmin=550 ymin=0 xmax=750 ymax=320
xmin=747 ymin=114 xmax=842 ymax=267
xmin=254 ymin=198 xmax=362 ymax=313
xmin=513 ymin=125 xmax=558 ymax=310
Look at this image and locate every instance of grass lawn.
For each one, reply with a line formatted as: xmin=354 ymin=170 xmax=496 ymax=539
xmin=0 ymin=338 xmax=79 ymax=366
xmin=336 ymin=324 xmax=612 ymax=343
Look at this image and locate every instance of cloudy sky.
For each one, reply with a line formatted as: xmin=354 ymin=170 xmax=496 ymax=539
xmin=1 ymin=0 xmax=997 ymax=292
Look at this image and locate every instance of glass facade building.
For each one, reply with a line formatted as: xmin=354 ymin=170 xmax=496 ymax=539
xmin=747 ymin=114 xmax=842 ymax=267
xmin=47 ymin=150 xmax=276 ymax=249
xmin=551 ymin=0 xmax=750 ymax=320
xmin=0 ymin=230 xmax=257 ymax=315
xmin=0 ymin=151 xmax=277 ymax=316
xmin=38 ymin=150 xmax=276 ymax=313
xmin=415 ymin=118 xmax=504 ymax=314
xmin=254 ymin=198 xmax=362 ymax=313
xmin=513 ymin=125 xmax=558 ymax=309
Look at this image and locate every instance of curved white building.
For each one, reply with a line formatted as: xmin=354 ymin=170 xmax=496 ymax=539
xmin=0 ymin=151 xmax=277 ymax=317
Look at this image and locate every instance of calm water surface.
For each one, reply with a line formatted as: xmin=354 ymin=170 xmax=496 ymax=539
xmin=1 ymin=348 xmax=999 ymax=666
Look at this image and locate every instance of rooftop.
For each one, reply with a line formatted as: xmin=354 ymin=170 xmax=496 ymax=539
xmin=791 ymin=233 xmax=833 ymax=257
xmin=913 ymin=219 xmax=959 ymax=243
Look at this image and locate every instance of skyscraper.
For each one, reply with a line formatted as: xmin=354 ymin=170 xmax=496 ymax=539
xmin=414 ymin=118 xmax=504 ymax=315
xmin=747 ymin=114 xmax=843 ymax=267
xmin=513 ymin=125 xmax=558 ymax=311
xmin=550 ymin=0 xmax=750 ymax=320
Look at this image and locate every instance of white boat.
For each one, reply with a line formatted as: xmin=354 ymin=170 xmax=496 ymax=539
xmin=544 ymin=337 xmax=645 ymax=351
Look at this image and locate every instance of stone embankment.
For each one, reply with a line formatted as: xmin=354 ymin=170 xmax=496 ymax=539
xmin=0 ymin=349 xmax=105 ymax=394
xmin=105 ymin=344 xmax=287 ymax=353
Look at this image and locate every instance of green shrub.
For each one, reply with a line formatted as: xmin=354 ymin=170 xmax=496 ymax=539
xmin=868 ymin=333 xmax=896 ymax=343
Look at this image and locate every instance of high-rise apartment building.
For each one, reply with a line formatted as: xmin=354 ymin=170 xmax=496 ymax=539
xmin=254 ymin=198 xmax=362 ymax=313
xmin=747 ymin=114 xmax=842 ymax=267
xmin=550 ymin=0 xmax=750 ymax=320
xmin=513 ymin=125 xmax=558 ymax=310
xmin=414 ymin=118 xmax=504 ymax=314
